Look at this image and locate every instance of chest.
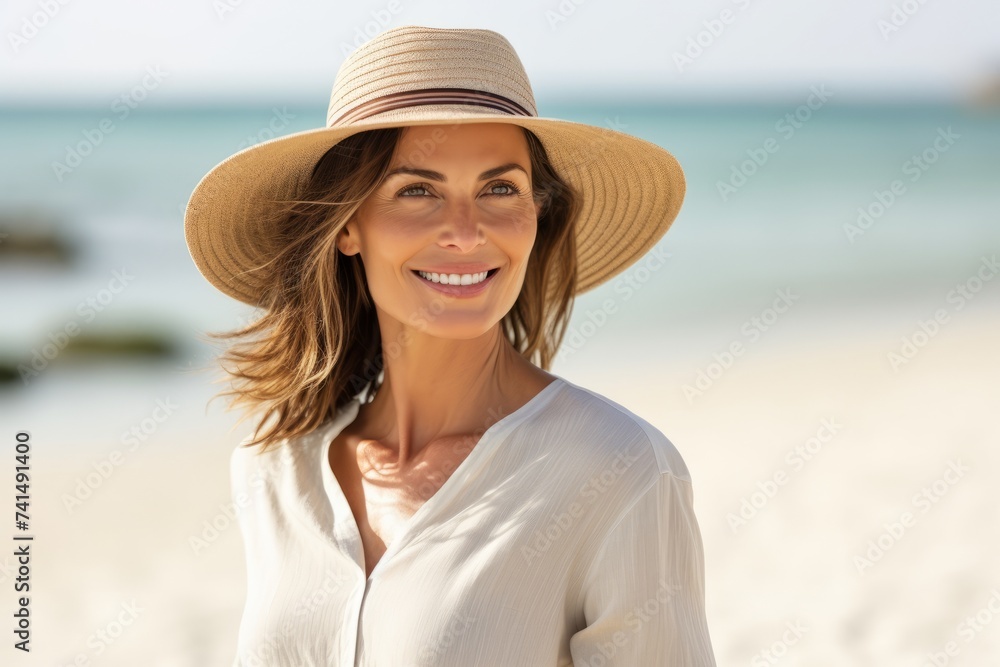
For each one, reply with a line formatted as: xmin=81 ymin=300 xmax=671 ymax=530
xmin=326 ymin=431 xmax=477 ymax=578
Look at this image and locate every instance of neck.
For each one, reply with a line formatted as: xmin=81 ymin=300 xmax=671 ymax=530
xmin=354 ymin=320 xmax=546 ymax=464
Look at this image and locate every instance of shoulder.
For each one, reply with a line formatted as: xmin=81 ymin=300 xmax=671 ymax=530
xmin=229 ymin=415 xmax=341 ymax=493
xmin=541 ymin=377 xmax=692 ymax=484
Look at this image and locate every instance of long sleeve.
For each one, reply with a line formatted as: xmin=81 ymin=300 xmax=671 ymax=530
xmin=569 ymin=471 xmax=717 ymax=666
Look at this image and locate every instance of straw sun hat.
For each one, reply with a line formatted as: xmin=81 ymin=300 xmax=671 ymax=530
xmin=183 ymin=25 xmax=686 ymax=307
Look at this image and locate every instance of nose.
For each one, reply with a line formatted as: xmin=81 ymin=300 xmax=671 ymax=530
xmin=437 ymin=200 xmax=485 ymax=252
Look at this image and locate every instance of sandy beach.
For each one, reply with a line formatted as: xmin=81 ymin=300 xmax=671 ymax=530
xmin=5 ymin=290 xmax=995 ymax=666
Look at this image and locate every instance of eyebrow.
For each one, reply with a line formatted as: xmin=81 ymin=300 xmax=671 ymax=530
xmin=382 ymin=162 xmax=529 ymax=183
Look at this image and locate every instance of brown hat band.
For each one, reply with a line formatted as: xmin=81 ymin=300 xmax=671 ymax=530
xmin=330 ymin=87 xmax=534 ymax=126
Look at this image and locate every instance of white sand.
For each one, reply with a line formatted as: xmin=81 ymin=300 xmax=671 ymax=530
xmin=11 ymin=300 xmax=999 ymax=665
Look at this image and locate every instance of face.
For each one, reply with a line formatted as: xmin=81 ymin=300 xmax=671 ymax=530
xmin=336 ymin=122 xmax=542 ymax=339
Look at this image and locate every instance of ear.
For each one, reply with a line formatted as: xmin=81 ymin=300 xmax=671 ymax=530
xmin=335 ymin=222 xmax=359 ymax=256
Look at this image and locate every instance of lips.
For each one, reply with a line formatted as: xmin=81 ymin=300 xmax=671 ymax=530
xmin=411 ymin=267 xmax=499 ymax=283
xmin=411 ymin=267 xmax=500 ymax=277
xmin=411 ymin=266 xmax=500 ymax=296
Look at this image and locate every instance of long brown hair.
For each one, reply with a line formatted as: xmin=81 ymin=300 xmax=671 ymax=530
xmin=203 ymin=124 xmax=580 ymax=454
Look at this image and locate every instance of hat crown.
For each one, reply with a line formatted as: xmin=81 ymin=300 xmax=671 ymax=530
xmin=326 ymin=25 xmax=538 ymax=127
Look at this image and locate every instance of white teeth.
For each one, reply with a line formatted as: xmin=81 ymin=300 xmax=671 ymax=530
xmin=416 ymin=270 xmax=491 ymax=285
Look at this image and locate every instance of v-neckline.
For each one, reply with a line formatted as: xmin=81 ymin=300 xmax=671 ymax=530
xmin=319 ymin=375 xmax=565 ymax=582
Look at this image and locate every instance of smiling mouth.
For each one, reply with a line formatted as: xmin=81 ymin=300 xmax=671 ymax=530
xmin=410 ymin=267 xmax=500 ymax=282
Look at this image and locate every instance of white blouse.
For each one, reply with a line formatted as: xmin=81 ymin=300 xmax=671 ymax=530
xmin=229 ymin=374 xmax=717 ymax=666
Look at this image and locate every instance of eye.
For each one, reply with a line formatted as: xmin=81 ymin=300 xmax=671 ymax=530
xmin=397 ymin=183 xmax=432 ymax=197
xmin=486 ymin=180 xmax=523 ymax=197
xmin=394 ymin=180 xmax=525 ymax=199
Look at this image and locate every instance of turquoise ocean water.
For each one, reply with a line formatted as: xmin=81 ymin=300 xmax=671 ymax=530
xmin=1 ymin=102 xmax=998 ymax=429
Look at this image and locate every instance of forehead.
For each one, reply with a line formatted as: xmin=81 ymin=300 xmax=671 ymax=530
xmin=393 ymin=123 xmax=530 ymax=167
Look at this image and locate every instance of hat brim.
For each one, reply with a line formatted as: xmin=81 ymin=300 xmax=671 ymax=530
xmin=183 ymin=104 xmax=685 ymax=307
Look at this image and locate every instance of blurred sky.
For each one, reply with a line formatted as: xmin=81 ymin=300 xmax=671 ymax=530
xmin=3 ymin=0 xmax=1000 ymax=107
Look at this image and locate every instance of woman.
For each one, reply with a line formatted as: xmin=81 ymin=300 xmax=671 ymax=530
xmin=185 ymin=25 xmax=716 ymax=666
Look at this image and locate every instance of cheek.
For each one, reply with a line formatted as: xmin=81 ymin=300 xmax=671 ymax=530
xmin=358 ymin=215 xmax=425 ymax=262
xmin=489 ymin=213 xmax=537 ymax=261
